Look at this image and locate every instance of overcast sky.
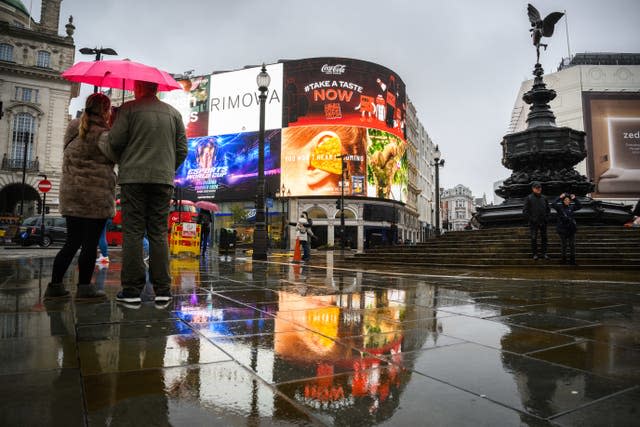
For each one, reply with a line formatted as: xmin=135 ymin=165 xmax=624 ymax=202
xmin=32 ymin=0 xmax=640 ymax=200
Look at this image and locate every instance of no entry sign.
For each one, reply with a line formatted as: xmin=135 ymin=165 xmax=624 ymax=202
xmin=38 ymin=179 xmax=52 ymax=193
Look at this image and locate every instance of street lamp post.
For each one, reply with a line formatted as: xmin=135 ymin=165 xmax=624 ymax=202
xmin=275 ymin=185 xmax=291 ymax=250
xmin=433 ymin=145 xmax=445 ymax=236
xmin=38 ymin=173 xmax=47 ymax=245
xmin=252 ymin=64 xmax=270 ymax=261
xmin=79 ymin=47 xmax=118 ymax=92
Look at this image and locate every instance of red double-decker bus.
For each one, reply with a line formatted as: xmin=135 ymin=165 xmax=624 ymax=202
xmin=106 ymin=199 xmax=198 ymax=246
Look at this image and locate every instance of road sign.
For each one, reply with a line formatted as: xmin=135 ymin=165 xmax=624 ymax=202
xmin=38 ymin=179 xmax=52 ymax=193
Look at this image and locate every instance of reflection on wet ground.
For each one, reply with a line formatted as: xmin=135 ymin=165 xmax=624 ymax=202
xmin=0 ymin=251 xmax=638 ymax=426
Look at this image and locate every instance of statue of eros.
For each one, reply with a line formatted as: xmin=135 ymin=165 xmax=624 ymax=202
xmin=527 ymin=4 xmax=564 ymax=63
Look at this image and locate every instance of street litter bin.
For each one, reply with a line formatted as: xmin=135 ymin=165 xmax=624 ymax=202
xmin=219 ymin=228 xmax=237 ymax=255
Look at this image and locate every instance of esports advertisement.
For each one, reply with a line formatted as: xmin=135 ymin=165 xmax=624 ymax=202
xmin=583 ymin=92 xmax=640 ymax=198
xmin=174 ymin=130 xmax=281 ymax=201
xmin=282 ymin=57 xmax=407 ymax=141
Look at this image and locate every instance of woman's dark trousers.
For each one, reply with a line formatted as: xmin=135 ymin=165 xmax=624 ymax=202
xmin=560 ymin=233 xmax=576 ymax=264
xmin=52 ymin=216 xmax=107 ymax=284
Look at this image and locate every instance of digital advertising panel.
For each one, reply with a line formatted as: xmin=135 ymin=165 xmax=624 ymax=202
xmin=367 ymin=128 xmax=408 ymax=201
xmin=169 ymin=58 xmax=410 ymax=203
xmin=208 ymin=63 xmax=283 ymax=136
xmin=280 ymin=125 xmax=367 ymax=197
xmin=583 ymin=92 xmax=640 ymax=198
xmin=282 ymin=58 xmax=407 ymax=140
xmin=159 ymin=75 xmax=210 ymax=138
xmin=175 ymin=130 xmax=281 ymax=201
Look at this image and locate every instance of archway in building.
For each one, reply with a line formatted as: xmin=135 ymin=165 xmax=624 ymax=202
xmin=333 ymin=208 xmax=357 ymax=220
xmin=305 ymin=207 xmax=328 ymax=248
xmin=0 ymin=183 xmax=41 ymax=217
xmin=306 ymin=206 xmax=328 ymax=219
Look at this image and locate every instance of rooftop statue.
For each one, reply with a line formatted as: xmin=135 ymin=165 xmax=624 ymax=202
xmin=527 ymin=4 xmax=564 ymax=63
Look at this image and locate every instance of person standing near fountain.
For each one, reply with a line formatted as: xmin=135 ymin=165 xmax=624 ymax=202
xmin=553 ymin=193 xmax=582 ymax=265
xmin=523 ymin=182 xmax=550 ymax=260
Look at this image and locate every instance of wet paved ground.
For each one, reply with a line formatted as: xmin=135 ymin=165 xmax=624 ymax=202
xmin=0 ymin=249 xmax=638 ymax=426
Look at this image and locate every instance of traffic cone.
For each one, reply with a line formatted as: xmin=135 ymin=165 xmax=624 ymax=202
xmin=293 ymin=237 xmax=301 ymax=262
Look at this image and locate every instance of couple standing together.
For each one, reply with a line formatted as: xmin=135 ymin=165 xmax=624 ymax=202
xmin=523 ymin=181 xmax=582 ymax=265
xmin=44 ymin=80 xmax=187 ymax=305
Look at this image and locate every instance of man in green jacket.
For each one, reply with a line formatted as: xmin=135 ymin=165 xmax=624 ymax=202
xmin=105 ymin=80 xmax=187 ymax=305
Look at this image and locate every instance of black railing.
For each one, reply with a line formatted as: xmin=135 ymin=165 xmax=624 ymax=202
xmin=1 ymin=157 xmax=39 ymax=172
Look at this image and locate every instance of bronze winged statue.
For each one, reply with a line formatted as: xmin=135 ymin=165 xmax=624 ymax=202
xmin=527 ymin=4 xmax=564 ymax=63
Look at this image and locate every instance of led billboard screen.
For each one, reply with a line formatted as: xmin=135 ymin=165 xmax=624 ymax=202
xmin=175 ymin=130 xmax=281 ymax=201
xmin=280 ymin=125 xmax=367 ymax=197
xmin=208 ymin=63 xmax=283 ymax=135
xmin=583 ymin=92 xmax=640 ymax=198
xmin=159 ymin=75 xmax=210 ymax=138
xmin=282 ymin=57 xmax=406 ymax=140
xmin=169 ymin=58 xmax=409 ymax=202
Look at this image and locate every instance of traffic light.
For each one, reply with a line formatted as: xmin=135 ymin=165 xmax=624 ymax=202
xmin=335 ymin=199 xmax=341 ymax=210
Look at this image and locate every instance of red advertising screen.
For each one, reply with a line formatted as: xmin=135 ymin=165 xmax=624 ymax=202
xmin=159 ymin=75 xmax=210 ymax=138
xmin=282 ymin=58 xmax=407 ymax=140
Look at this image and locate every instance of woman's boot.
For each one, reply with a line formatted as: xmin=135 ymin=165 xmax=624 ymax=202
xmin=76 ymin=284 xmax=106 ymax=301
xmin=44 ymin=283 xmax=70 ymax=300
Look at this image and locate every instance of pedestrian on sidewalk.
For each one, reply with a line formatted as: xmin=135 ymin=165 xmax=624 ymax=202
xmin=96 ymin=217 xmax=111 ymax=264
xmin=102 ymin=80 xmax=187 ymax=306
xmin=45 ymin=93 xmax=116 ymax=301
xmin=292 ymin=212 xmax=314 ymax=262
xmin=197 ymin=208 xmax=212 ymax=256
xmin=523 ymin=181 xmax=550 ymax=260
xmin=553 ymin=193 xmax=582 ymax=265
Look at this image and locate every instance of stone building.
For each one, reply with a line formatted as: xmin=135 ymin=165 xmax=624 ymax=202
xmin=406 ymin=98 xmax=438 ymax=240
xmin=440 ymin=184 xmax=474 ymax=231
xmin=0 ymin=0 xmax=76 ymax=218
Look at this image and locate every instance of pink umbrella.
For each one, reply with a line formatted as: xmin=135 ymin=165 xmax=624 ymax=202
xmin=61 ymin=59 xmax=181 ymax=92
xmin=195 ymin=201 xmax=220 ymax=212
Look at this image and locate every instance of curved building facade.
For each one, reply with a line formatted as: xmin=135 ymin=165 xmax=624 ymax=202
xmin=161 ymin=57 xmax=432 ymax=250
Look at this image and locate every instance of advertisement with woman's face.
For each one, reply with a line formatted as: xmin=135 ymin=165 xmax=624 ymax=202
xmin=280 ymin=125 xmax=367 ymax=197
xmin=175 ymin=131 xmax=281 ymax=200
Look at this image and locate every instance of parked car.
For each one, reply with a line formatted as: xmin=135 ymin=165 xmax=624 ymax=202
xmin=13 ymin=216 xmax=66 ymax=247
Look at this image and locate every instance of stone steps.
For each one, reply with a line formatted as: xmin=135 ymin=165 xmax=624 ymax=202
xmin=349 ymin=227 xmax=640 ymax=268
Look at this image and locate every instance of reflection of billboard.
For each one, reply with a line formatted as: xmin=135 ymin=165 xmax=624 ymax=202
xmin=159 ymin=75 xmax=210 ymax=138
xmin=280 ymin=126 xmax=367 ymax=197
xmin=175 ymin=131 xmax=281 ymax=200
xmin=283 ymin=58 xmax=406 ymax=140
xmin=583 ymin=92 xmax=640 ymax=198
xmin=208 ymin=63 xmax=283 ymax=135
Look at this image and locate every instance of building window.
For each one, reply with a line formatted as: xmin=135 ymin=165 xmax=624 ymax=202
xmin=0 ymin=43 xmax=14 ymax=62
xmin=11 ymin=113 xmax=36 ymax=162
xmin=36 ymin=50 xmax=51 ymax=68
xmin=15 ymin=87 xmax=39 ymax=103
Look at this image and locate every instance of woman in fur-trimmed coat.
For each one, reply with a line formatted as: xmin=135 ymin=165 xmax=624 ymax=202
xmin=45 ymin=93 xmax=116 ymax=301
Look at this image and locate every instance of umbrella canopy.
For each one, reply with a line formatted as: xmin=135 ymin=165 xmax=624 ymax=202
xmin=195 ymin=201 xmax=220 ymax=212
xmin=61 ymin=59 xmax=181 ymax=92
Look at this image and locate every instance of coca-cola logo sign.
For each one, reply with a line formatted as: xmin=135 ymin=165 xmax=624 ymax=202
xmin=321 ymin=64 xmax=346 ymax=75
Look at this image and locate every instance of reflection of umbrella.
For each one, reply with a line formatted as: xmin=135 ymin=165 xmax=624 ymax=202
xmin=195 ymin=201 xmax=220 ymax=212
xmin=61 ymin=59 xmax=181 ymax=92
